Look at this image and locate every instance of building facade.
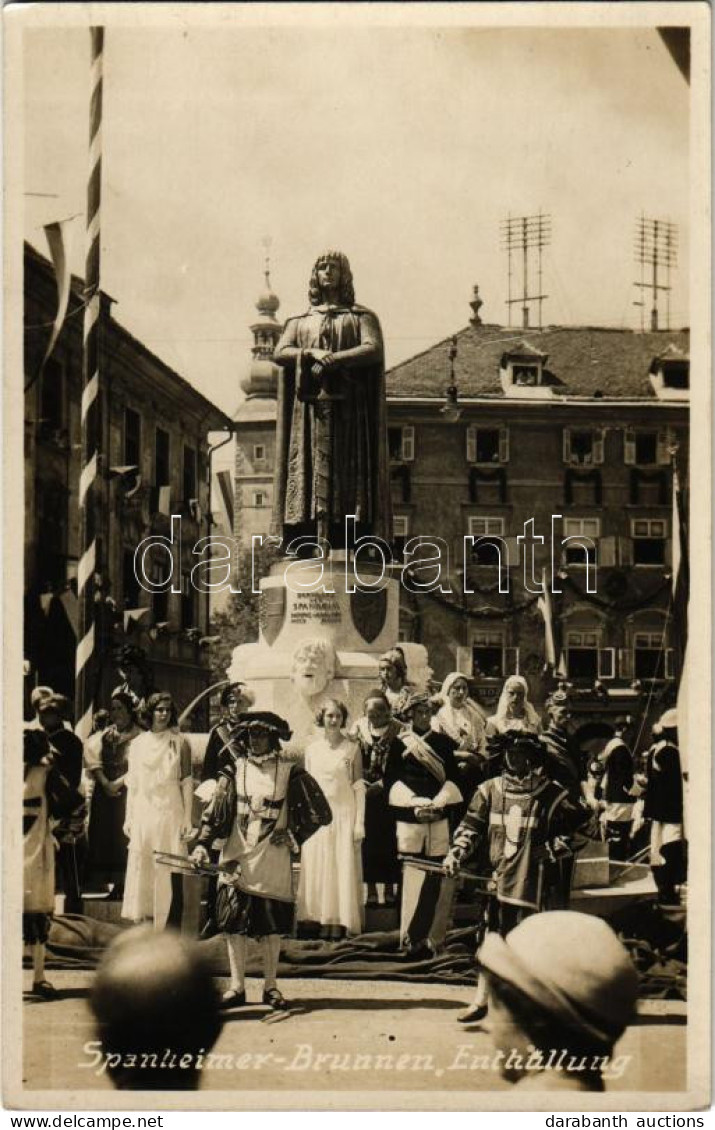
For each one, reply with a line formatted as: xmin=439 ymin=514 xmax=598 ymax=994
xmin=232 ymin=281 xmax=689 ymax=748
xmin=24 ymin=242 xmax=232 ymax=722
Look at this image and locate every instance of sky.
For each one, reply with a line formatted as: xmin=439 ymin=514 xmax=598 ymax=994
xmin=23 ymin=21 xmax=690 ymax=425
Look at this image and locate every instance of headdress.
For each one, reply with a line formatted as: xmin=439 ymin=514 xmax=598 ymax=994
xmin=379 ymin=648 xmax=407 ymax=681
xmin=233 ymin=711 xmax=292 ymax=744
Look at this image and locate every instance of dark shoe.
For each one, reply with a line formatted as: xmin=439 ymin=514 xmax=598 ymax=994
xmin=458 ymin=1003 xmax=488 ymax=1025
xmin=262 ymin=987 xmax=289 ymax=1011
xmin=32 ymin=980 xmax=57 ymax=1000
xmin=221 ymin=988 xmax=246 ymax=1009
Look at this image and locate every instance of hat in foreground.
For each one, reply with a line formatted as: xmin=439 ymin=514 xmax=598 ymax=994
xmin=478 ymin=911 xmax=639 ymax=1047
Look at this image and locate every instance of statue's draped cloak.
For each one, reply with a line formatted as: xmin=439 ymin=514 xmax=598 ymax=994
xmin=271 ymin=304 xmax=393 ymax=544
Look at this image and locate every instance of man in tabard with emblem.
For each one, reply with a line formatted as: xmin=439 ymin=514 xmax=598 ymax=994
xmin=444 ymin=732 xmax=590 ymax=1023
xmin=191 ymin=711 xmax=330 ymax=1012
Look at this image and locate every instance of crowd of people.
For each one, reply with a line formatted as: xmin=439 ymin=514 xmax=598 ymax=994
xmin=23 ymin=652 xmax=685 ymax=1028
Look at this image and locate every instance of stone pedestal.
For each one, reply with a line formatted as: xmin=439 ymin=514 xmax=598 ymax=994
xmin=227 ymin=554 xmax=427 ymax=749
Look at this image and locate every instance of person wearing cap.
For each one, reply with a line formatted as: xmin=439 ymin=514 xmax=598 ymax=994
xmin=587 ymin=717 xmax=636 ymax=862
xmin=633 ymin=709 xmax=685 ymax=905
xmin=201 ymin=682 xmax=256 ymax=785
xmin=191 ymin=711 xmax=330 ymax=1012
xmin=478 ymin=911 xmax=639 ymax=1091
xmin=444 ymin=732 xmax=590 ymax=1023
xmin=38 ymin=693 xmax=87 ymax=914
xmin=27 ymin=685 xmax=72 ymax=731
xmin=384 ymin=692 xmax=463 ymax=863
xmin=23 ymin=728 xmax=79 ymax=999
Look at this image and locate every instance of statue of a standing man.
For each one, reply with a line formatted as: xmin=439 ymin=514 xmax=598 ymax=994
xmin=271 ymin=252 xmax=392 ymax=550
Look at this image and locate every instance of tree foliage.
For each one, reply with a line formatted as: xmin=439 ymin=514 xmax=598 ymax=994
xmin=206 ymin=542 xmax=279 ymax=683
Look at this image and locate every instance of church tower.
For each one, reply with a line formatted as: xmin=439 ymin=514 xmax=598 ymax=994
xmin=233 ymin=255 xmax=281 ymax=546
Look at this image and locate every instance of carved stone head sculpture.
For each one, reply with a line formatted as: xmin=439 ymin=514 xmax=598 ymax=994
xmin=290 ymin=638 xmax=337 ymax=699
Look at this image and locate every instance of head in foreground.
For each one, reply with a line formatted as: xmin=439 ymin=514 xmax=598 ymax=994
xmin=90 ymin=927 xmax=222 ymax=1090
xmin=478 ymin=911 xmax=638 ymax=1091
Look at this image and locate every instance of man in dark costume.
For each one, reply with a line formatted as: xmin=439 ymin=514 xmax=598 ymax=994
xmin=635 ymin=708 xmax=685 ymax=905
xmin=384 ymin=692 xmax=463 ymax=862
xmin=271 ymin=251 xmax=392 ymax=549
xmin=444 ymin=733 xmax=589 ymax=1024
xmin=191 ymin=711 xmax=330 ymax=1012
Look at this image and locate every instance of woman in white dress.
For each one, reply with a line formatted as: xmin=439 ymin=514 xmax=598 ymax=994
xmin=122 ymin=692 xmax=194 ymax=927
xmin=432 ymin=672 xmax=488 ymax=818
xmin=297 ymin=700 xmax=366 ymax=939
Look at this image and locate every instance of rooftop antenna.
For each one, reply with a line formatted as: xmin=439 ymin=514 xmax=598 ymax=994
xmin=501 ymin=211 xmax=551 ymax=329
xmin=633 ymin=215 xmax=677 ymax=331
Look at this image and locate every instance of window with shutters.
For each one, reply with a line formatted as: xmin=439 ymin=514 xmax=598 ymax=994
xmin=633 ymin=632 xmax=671 ymax=680
xmin=471 ymin=628 xmax=508 ymax=678
xmin=252 ymin=491 xmax=267 ymax=508
xmin=563 ymin=428 xmax=604 ymax=466
xmin=392 ymin=515 xmax=410 ymax=563
xmin=563 ymin=517 xmax=600 ymax=566
xmin=388 ymin=425 xmax=415 ymax=462
xmin=467 ymin=516 xmax=506 ymax=566
xmin=466 ymin=426 xmax=508 ymax=464
xmin=565 ymin=629 xmax=600 ymax=680
xmin=124 ymin=408 xmax=141 ymax=468
xmin=624 ymin=429 xmax=670 ymax=466
xmin=631 ymin=518 xmax=667 ymax=566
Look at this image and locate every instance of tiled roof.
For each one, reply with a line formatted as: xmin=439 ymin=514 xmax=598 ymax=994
xmin=386 ymin=323 xmax=690 ymax=400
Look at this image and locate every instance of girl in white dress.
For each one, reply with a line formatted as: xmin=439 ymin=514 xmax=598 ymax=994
xmin=122 ymin=692 xmax=194 ymax=927
xmin=297 ymin=700 xmax=366 ymax=938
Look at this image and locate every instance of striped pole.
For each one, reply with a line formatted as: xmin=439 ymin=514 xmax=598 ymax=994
xmin=75 ymin=27 xmax=104 ymax=740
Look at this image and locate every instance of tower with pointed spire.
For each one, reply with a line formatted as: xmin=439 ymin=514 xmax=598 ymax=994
xmin=233 ymin=247 xmax=281 ymax=545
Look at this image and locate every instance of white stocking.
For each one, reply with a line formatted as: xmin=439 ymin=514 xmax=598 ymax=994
xmin=226 ymin=934 xmax=247 ymax=992
xmin=471 ymin=973 xmax=488 ymax=1008
xmin=262 ymin=934 xmax=281 ymax=992
xmin=32 ymin=941 xmax=46 ymax=983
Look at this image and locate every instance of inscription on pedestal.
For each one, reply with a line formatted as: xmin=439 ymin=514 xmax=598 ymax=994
xmin=290 ymin=594 xmax=342 ymax=626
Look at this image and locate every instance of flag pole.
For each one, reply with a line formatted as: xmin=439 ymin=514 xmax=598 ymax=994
xmin=75 ymin=26 xmax=104 ymax=740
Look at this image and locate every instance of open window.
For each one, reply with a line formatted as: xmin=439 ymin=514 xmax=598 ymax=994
xmin=631 ymin=518 xmax=668 ymax=566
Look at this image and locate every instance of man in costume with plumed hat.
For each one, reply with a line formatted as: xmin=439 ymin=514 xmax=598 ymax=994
xmin=192 ymin=711 xmax=330 ymax=1012
xmin=445 ymin=732 xmax=589 ymax=1023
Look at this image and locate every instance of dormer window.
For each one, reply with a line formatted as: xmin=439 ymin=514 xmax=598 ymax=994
xmin=649 ymin=345 xmax=689 ymax=400
xmin=499 ymin=341 xmax=551 ymax=398
xmin=662 ymin=361 xmax=689 ymax=389
xmin=513 ymin=364 xmax=540 ymax=387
